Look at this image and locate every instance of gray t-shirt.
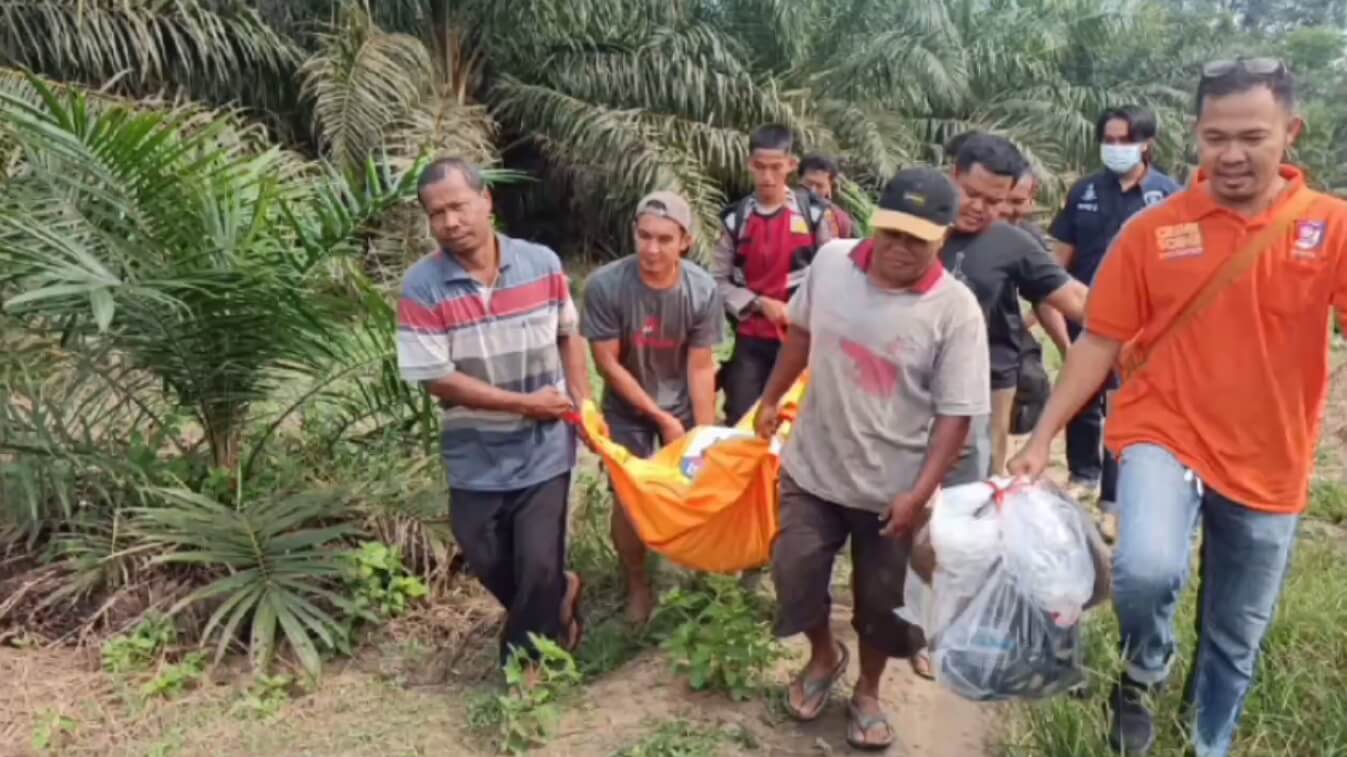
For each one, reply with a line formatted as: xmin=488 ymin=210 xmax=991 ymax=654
xmin=580 ymin=257 xmax=724 ymax=425
xmin=782 ymin=240 xmax=991 ymax=513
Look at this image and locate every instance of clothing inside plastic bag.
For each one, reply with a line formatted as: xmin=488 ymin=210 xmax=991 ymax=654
xmin=898 ymin=479 xmax=1098 ymax=702
xmin=928 ymin=556 xmax=1086 ymax=702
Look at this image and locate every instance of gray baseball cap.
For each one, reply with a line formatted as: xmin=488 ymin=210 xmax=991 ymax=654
xmin=635 ymin=191 xmax=694 ymax=233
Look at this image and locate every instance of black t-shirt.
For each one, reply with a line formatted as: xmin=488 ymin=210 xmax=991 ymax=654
xmin=940 ymin=222 xmax=1070 ymax=389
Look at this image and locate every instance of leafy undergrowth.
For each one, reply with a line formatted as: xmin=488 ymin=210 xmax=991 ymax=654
xmin=1002 ymin=533 xmax=1347 ymax=757
xmin=468 ymin=635 xmax=584 ymax=755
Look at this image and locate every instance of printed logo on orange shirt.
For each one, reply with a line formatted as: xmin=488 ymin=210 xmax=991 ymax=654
xmin=1293 ymin=220 xmax=1326 ymax=259
xmin=1155 ymin=223 xmax=1204 ymax=260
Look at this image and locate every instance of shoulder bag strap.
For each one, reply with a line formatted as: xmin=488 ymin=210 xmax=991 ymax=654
xmin=1120 ymin=188 xmax=1322 ymax=382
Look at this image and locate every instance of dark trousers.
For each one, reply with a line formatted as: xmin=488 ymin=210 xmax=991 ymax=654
xmin=1064 ymin=322 xmax=1118 ymax=502
xmin=449 ymin=472 xmax=571 ymax=665
xmin=771 ymin=473 xmax=918 ymax=659
xmin=721 ymin=334 xmax=781 ymax=425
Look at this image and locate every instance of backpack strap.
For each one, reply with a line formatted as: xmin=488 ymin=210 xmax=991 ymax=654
xmin=721 ymin=195 xmax=755 ymax=269
xmin=795 ymin=188 xmax=829 ymax=243
xmin=1119 ymin=187 xmax=1323 ymax=382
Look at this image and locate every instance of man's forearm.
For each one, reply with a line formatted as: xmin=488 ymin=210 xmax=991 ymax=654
xmin=1045 ymin=280 xmax=1089 ymax=324
xmin=559 ymin=334 xmax=591 ymax=405
xmin=716 ymin=280 xmax=758 ymax=319
xmin=688 ymin=358 xmax=718 ymax=427
xmin=1054 ymin=242 xmax=1075 ymax=269
xmin=593 ymin=355 xmax=664 ymax=421
xmin=759 ymin=326 xmax=810 ymax=407
xmin=1035 ymin=303 xmax=1072 ymax=357
xmin=1030 ymin=331 xmax=1122 ymax=444
xmin=907 ymin=415 xmax=971 ymax=503
xmin=710 ymin=233 xmax=758 ymax=318
xmin=426 ymin=372 xmax=528 ymax=413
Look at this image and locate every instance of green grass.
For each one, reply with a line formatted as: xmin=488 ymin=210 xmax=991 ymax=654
xmin=1002 ymin=534 xmax=1347 ymax=757
xmin=1309 ymin=480 xmax=1347 ymax=525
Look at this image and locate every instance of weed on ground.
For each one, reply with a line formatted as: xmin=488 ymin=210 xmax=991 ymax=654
xmin=611 ymin=718 xmax=758 ymax=757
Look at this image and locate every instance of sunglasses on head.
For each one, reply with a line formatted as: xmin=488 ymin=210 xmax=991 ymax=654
xmin=1201 ymin=57 xmax=1285 ymax=79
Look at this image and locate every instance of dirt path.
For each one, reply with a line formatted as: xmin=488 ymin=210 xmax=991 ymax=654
xmin=540 ymin=603 xmax=999 ymax=757
xmin=0 ymin=598 xmax=999 ymax=756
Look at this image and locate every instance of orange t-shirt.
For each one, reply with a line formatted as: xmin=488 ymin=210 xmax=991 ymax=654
xmin=1086 ymin=165 xmax=1347 ymax=514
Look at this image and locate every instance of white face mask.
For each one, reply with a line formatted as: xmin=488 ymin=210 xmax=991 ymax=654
xmin=1101 ymin=143 xmax=1143 ymax=174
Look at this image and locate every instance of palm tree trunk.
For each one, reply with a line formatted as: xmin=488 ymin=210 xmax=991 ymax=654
xmin=202 ymin=406 xmax=242 ymax=473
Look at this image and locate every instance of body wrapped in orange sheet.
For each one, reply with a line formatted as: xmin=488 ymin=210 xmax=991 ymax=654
xmin=574 ymin=374 xmax=809 ymax=574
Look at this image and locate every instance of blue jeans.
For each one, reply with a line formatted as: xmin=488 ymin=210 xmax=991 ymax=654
xmin=1113 ymin=444 xmax=1298 ymax=757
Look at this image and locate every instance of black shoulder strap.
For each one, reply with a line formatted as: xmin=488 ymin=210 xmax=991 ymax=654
xmin=795 ymin=188 xmax=826 ymax=242
xmin=734 ymin=195 xmax=754 ymax=244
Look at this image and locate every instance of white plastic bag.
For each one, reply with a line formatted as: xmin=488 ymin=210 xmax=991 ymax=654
xmin=899 ymin=479 xmax=1096 ymax=702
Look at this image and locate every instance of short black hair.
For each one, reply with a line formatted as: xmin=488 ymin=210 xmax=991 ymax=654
xmin=749 ymin=123 xmax=795 ymax=154
xmin=1095 ymin=105 xmax=1159 ymax=143
xmin=1195 ymin=64 xmax=1296 ymax=116
xmin=954 ymin=132 xmax=1026 ymax=179
xmin=417 ymin=157 xmax=485 ymax=203
xmin=799 ymin=154 xmax=839 ymax=180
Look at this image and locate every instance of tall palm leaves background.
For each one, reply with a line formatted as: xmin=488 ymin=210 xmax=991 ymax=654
xmin=2 ymin=0 xmax=1344 ymax=675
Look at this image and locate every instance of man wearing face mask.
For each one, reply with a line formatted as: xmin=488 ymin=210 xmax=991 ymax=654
xmin=1012 ymin=59 xmax=1347 ymax=756
xmin=1049 ymin=106 xmax=1181 ymax=513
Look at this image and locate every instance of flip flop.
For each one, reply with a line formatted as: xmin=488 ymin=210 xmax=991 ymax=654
xmin=910 ymin=647 xmax=935 ymax=681
xmin=783 ymin=642 xmax=850 ymax=722
xmin=561 ymin=571 xmax=585 ymax=651
xmin=847 ymin=696 xmax=896 ymax=752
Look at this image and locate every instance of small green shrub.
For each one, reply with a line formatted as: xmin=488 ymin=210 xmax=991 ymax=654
xmin=30 ymin=710 xmax=76 ymax=753
xmin=102 ymin=612 xmax=177 ymax=674
xmin=140 ymin=651 xmax=207 ymax=700
xmin=468 ymin=634 xmax=584 ymax=754
xmin=232 ymin=674 xmax=295 ymax=719
xmin=341 ymin=541 xmax=429 ymax=620
xmin=660 ymin=576 xmax=784 ymax=702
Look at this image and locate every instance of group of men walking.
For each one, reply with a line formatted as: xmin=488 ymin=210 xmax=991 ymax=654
xmin=398 ymin=58 xmax=1345 ymax=756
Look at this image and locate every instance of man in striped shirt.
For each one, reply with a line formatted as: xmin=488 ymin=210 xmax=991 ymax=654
xmin=397 ymin=158 xmax=591 ymax=666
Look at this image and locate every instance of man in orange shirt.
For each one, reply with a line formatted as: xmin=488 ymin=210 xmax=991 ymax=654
xmin=1010 ymin=60 xmax=1346 ymax=757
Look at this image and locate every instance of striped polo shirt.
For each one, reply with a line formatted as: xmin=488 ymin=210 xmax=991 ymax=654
xmin=397 ymin=234 xmax=579 ymax=492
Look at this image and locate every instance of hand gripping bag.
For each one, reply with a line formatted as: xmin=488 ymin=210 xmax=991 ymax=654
xmin=569 ymin=374 xmax=809 ymax=574
xmin=900 ymin=480 xmax=1103 ymax=702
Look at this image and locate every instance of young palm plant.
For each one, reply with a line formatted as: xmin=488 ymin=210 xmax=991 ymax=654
xmin=0 ymin=75 xmax=417 ymax=472
xmin=135 ymin=487 xmax=360 ymax=677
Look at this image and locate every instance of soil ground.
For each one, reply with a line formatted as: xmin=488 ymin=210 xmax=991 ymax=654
xmin=0 ymin=573 xmax=999 ymax=757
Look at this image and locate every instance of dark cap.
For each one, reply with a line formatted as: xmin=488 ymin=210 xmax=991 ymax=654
xmin=872 ymin=167 xmax=960 ymax=241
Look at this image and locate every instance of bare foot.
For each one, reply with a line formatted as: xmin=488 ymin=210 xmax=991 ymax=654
xmin=561 ymin=571 xmax=584 ymax=650
xmin=910 ymin=647 xmax=934 ymax=680
xmin=624 ymin=580 xmax=654 ymax=625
